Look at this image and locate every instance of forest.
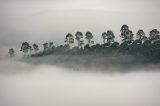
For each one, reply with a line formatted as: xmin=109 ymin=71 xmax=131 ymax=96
xmin=8 ymin=25 xmax=160 ymax=64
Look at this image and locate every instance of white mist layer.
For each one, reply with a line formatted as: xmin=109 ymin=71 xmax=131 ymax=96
xmin=0 ymin=60 xmax=160 ymax=106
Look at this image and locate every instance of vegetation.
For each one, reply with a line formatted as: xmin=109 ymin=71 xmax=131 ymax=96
xmin=8 ymin=48 xmax=15 ymax=57
xmin=9 ymin=25 xmax=160 ymax=62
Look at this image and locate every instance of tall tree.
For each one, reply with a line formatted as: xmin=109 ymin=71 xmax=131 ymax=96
xmin=85 ymin=31 xmax=93 ymax=46
xmin=20 ymin=42 xmax=30 ymax=56
xmin=120 ymin=25 xmax=134 ymax=43
xmin=102 ymin=32 xmax=107 ymax=44
xmin=75 ymin=32 xmax=83 ymax=48
xmin=149 ymin=29 xmax=160 ymax=43
xmin=65 ymin=33 xmax=74 ymax=48
xmin=33 ymin=43 xmax=39 ymax=53
xmin=8 ymin=48 xmax=15 ymax=57
xmin=49 ymin=42 xmax=54 ymax=48
xmin=106 ymin=30 xmax=115 ymax=44
xmin=43 ymin=43 xmax=49 ymax=51
xmin=136 ymin=29 xmax=147 ymax=42
xmin=29 ymin=46 xmax=33 ymax=55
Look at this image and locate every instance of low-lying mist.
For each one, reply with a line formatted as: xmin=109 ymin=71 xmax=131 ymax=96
xmin=23 ymin=54 xmax=160 ymax=73
xmin=0 ymin=58 xmax=160 ymax=106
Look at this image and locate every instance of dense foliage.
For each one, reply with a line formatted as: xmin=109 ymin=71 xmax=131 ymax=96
xmin=9 ymin=25 xmax=160 ymax=62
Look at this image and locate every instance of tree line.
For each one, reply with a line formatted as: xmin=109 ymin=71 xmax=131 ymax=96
xmin=9 ymin=25 xmax=160 ymax=61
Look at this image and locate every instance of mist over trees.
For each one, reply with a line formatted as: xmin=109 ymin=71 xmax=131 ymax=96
xmin=9 ymin=25 xmax=160 ymax=63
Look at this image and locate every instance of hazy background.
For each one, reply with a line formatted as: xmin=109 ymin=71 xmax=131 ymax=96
xmin=1 ymin=0 xmax=160 ymax=106
xmin=0 ymin=59 xmax=160 ymax=106
xmin=0 ymin=0 xmax=160 ymax=57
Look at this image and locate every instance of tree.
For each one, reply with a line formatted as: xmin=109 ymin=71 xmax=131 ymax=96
xmin=75 ymin=32 xmax=83 ymax=48
xmin=33 ymin=43 xmax=39 ymax=53
xmin=29 ymin=46 xmax=33 ymax=55
xmin=102 ymin=32 xmax=107 ymax=44
xmin=43 ymin=43 xmax=49 ymax=51
xmin=85 ymin=31 xmax=93 ymax=46
xmin=49 ymin=42 xmax=54 ymax=48
xmin=65 ymin=33 xmax=74 ymax=48
xmin=20 ymin=42 xmax=30 ymax=56
xmin=8 ymin=48 xmax=15 ymax=57
xmin=136 ymin=29 xmax=147 ymax=43
xmin=106 ymin=30 xmax=115 ymax=44
xmin=149 ymin=29 xmax=160 ymax=43
xmin=120 ymin=25 xmax=134 ymax=43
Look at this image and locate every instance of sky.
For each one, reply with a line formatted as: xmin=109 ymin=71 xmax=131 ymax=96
xmin=0 ymin=0 xmax=160 ymax=56
xmin=0 ymin=1 xmax=160 ymax=105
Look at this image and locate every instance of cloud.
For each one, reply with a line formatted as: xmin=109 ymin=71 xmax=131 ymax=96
xmin=0 ymin=59 xmax=160 ymax=106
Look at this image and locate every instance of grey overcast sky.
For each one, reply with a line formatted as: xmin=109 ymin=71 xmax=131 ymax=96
xmin=0 ymin=0 xmax=160 ymax=55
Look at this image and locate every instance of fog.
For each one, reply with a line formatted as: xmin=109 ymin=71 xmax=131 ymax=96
xmin=0 ymin=59 xmax=160 ymax=106
xmin=1 ymin=0 xmax=160 ymax=105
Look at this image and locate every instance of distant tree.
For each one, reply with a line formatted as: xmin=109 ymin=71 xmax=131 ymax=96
xmin=136 ymin=29 xmax=147 ymax=43
xmin=90 ymin=43 xmax=102 ymax=53
xmin=106 ymin=30 xmax=115 ymax=44
xmin=149 ymin=29 xmax=160 ymax=43
xmin=65 ymin=33 xmax=74 ymax=48
xmin=84 ymin=44 xmax=90 ymax=51
xmin=120 ymin=25 xmax=134 ymax=44
xmin=49 ymin=42 xmax=54 ymax=48
xmin=20 ymin=42 xmax=30 ymax=56
xmin=85 ymin=31 xmax=94 ymax=46
xmin=75 ymin=32 xmax=83 ymax=48
xmin=8 ymin=48 xmax=15 ymax=57
xmin=43 ymin=43 xmax=49 ymax=51
xmin=110 ymin=42 xmax=119 ymax=48
xmin=33 ymin=43 xmax=39 ymax=53
xmin=28 ymin=46 xmax=33 ymax=55
xmin=102 ymin=32 xmax=107 ymax=44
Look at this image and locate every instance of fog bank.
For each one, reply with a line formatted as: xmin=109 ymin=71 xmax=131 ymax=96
xmin=0 ymin=59 xmax=160 ymax=106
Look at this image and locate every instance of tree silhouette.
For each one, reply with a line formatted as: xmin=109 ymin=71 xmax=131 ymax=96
xmin=120 ymin=25 xmax=134 ymax=44
xmin=75 ymin=32 xmax=83 ymax=48
xmin=106 ymin=30 xmax=115 ymax=45
xmin=10 ymin=25 xmax=160 ymax=62
xmin=43 ymin=43 xmax=49 ymax=51
xmin=149 ymin=29 xmax=160 ymax=43
xmin=136 ymin=29 xmax=147 ymax=43
xmin=29 ymin=46 xmax=33 ymax=55
xmin=33 ymin=43 xmax=39 ymax=53
xmin=8 ymin=48 xmax=15 ymax=57
xmin=102 ymin=32 xmax=107 ymax=44
xmin=20 ymin=42 xmax=30 ymax=56
xmin=65 ymin=33 xmax=74 ymax=48
xmin=85 ymin=31 xmax=94 ymax=46
xmin=49 ymin=42 xmax=54 ymax=48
